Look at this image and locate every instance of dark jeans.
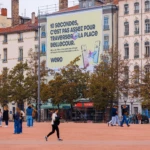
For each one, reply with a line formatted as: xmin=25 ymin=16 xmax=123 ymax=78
xmin=121 ymin=115 xmax=129 ymax=126
xmin=5 ymin=120 xmax=8 ymax=126
xmin=47 ymin=125 xmax=60 ymax=139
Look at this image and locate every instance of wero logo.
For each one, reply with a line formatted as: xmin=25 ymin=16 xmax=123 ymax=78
xmin=50 ymin=57 xmax=63 ymax=63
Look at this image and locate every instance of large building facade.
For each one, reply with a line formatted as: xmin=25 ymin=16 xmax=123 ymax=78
xmin=118 ymin=0 xmax=150 ymax=116
xmin=38 ymin=1 xmax=118 ymax=120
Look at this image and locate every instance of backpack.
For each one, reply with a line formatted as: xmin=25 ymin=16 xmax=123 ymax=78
xmin=54 ymin=116 xmax=60 ymax=126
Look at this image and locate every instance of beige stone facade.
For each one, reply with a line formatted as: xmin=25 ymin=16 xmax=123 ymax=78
xmin=118 ymin=0 xmax=150 ymax=115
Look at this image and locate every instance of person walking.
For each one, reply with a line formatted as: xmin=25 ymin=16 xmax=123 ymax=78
xmin=0 ymin=109 xmax=2 ymax=127
xmin=3 ymin=105 xmax=9 ymax=127
xmin=32 ymin=105 xmax=37 ymax=126
xmin=115 ymin=106 xmax=121 ymax=126
xmin=26 ymin=104 xmax=33 ymax=127
xmin=120 ymin=105 xmax=130 ymax=127
xmin=45 ymin=109 xmax=62 ymax=141
xmin=108 ymin=105 xmax=117 ymax=126
xmin=13 ymin=107 xmax=22 ymax=134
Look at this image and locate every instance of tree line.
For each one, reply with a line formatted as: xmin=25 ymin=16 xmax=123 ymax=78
xmin=0 ymin=48 xmax=150 ymax=110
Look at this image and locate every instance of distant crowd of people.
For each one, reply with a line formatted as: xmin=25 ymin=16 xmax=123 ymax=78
xmin=0 ymin=104 xmax=37 ymax=134
xmin=108 ymin=104 xmax=144 ymax=127
xmin=0 ymin=104 xmax=63 ymax=141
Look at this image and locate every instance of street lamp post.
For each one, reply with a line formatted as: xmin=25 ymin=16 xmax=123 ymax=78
xmin=130 ymin=98 xmax=134 ymax=115
xmin=28 ymin=11 xmax=41 ymax=122
xmin=124 ymin=98 xmax=127 ymax=105
xmin=37 ymin=9 xmax=41 ymax=122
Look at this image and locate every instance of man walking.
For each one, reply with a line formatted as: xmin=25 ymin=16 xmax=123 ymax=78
xmin=108 ymin=105 xmax=117 ymax=126
xmin=26 ymin=104 xmax=33 ymax=127
xmin=120 ymin=105 xmax=130 ymax=127
xmin=115 ymin=105 xmax=120 ymax=126
xmin=45 ymin=109 xmax=62 ymax=141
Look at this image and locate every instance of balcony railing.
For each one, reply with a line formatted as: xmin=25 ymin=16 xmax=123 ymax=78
xmin=145 ymin=8 xmax=150 ymax=12
xmin=134 ymin=30 xmax=139 ymax=34
xmin=18 ymin=57 xmax=23 ymax=61
xmin=124 ymin=31 xmax=129 ymax=35
xmin=103 ymin=45 xmax=109 ymax=50
xmin=124 ymin=11 xmax=129 ymax=14
xmin=134 ymin=10 xmax=139 ymax=13
xmin=145 ymin=54 xmax=150 ymax=58
xmin=134 ymin=55 xmax=139 ymax=59
xmin=145 ymin=30 xmax=150 ymax=33
xmin=2 ymin=59 xmax=7 ymax=63
xmin=18 ymin=38 xmax=23 ymax=42
xmin=103 ymin=25 xmax=109 ymax=30
xmin=124 ymin=55 xmax=129 ymax=59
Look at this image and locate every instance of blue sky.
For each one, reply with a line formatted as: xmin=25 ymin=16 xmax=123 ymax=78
xmin=0 ymin=0 xmax=79 ymax=17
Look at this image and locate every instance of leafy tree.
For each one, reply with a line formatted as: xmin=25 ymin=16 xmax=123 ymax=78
xmin=87 ymin=49 xmax=129 ymax=110
xmin=0 ymin=69 xmax=11 ymax=105
xmin=48 ymin=56 xmax=89 ymax=105
xmin=87 ymin=62 xmax=115 ymax=110
xmin=8 ymin=62 xmax=30 ymax=105
xmin=26 ymin=49 xmax=48 ymax=104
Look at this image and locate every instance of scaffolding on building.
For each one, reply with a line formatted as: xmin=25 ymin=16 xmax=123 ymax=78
xmin=38 ymin=0 xmax=79 ymax=16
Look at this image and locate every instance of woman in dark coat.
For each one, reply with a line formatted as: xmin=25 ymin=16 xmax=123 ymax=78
xmin=13 ymin=107 xmax=23 ymax=134
xmin=3 ymin=105 xmax=9 ymax=127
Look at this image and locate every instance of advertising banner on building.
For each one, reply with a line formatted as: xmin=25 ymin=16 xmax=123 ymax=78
xmin=47 ymin=9 xmax=102 ymax=70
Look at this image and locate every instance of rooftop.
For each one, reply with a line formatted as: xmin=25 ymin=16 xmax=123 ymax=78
xmin=0 ymin=18 xmax=38 ymax=35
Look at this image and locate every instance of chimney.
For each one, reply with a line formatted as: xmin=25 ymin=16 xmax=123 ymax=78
xmin=12 ymin=0 xmax=19 ymax=26
xmin=59 ymin=0 xmax=68 ymax=10
xmin=1 ymin=8 xmax=7 ymax=16
xmin=31 ymin=12 xmax=35 ymax=24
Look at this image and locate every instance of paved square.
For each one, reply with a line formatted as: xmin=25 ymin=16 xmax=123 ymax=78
xmin=0 ymin=122 xmax=150 ymax=150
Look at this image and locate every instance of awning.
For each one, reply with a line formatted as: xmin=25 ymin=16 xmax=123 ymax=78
xmin=40 ymin=103 xmax=71 ymax=109
xmin=75 ymin=102 xmax=93 ymax=108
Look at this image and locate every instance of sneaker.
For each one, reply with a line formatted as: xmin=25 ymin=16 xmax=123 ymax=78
xmin=127 ymin=125 xmax=130 ymax=127
xmin=4 ymin=126 xmax=8 ymax=128
xmin=120 ymin=125 xmax=123 ymax=127
xmin=58 ymin=138 xmax=63 ymax=141
xmin=45 ymin=136 xmax=48 ymax=141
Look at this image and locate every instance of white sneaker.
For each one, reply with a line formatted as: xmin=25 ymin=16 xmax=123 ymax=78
xmin=4 ymin=126 xmax=8 ymax=128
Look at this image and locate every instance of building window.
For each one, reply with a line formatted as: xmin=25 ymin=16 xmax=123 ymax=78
xmin=145 ymin=41 xmax=150 ymax=57
xmin=145 ymin=65 xmax=150 ymax=74
xmin=89 ymin=0 xmax=94 ymax=7
xmin=41 ymin=25 xmax=46 ymax=38
xmin=103 ymin=17 xmax=109 ymax=30
xmin=3 ymin=35 xmax=7 ymax=44
xmin=124 ymin=4 xmax=129 ymax=14
xmin=82 ymin=1 xmax=87 ymax=8
xmin=124 ymin=43 xmax=129 ymax=59
xmin=18 ymin=47 xmax=23 ymax=61
xmin=134 ymin=2 xmax=139 ymax=13
xmin=145 ymin=19 xmax=150 ymax=33
xmin=134 ymin=42 xmax=139 ymax=58
xmin=3 ymin=48 xmax=7 ymax=63
xmin=134 ymin=65 xmax=139 ymax=83
xmin=103 ymin=35 xmax=109 ymax=50
xmin=145 ymin=1 xmax=150 ymax=12
xmin=124 ymin=66 xmax=129 ymax=84
xmin=18 ymin=33 xmax=23 ymax=42
xmin=134 ymin=20 xmax=139 ymax=34
xmin=124 ymin=22 xmax=129 ymax=35
xmin=41 ymin=42 xmax=46 ymax=55
xmin=35 ymin=31 xmax=38 ymax=41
